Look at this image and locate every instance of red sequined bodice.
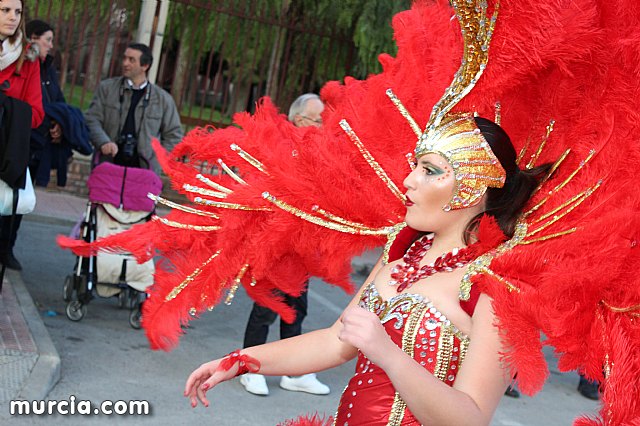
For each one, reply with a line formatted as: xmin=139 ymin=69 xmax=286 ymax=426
xmin=333 ymin=283 xmax=470 ymax=426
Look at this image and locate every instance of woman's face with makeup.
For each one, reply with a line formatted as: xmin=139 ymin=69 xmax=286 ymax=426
xmin=402 ymin=153 xmax=456 ymax=232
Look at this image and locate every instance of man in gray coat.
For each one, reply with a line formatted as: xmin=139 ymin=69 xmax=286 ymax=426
xmin=85 ymin=43 xmax=182 ymax=175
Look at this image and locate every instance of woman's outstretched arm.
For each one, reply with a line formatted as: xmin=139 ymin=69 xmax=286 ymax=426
xmin=184 ymin=257 xmax=385 ymax=407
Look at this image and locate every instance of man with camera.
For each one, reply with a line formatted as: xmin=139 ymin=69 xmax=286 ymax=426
xmin=85 ymin=43 xmax=182 ymax=174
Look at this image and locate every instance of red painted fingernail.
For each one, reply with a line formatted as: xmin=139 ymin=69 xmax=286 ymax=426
xmin=201 ymin=383 xmax=209 ymax=390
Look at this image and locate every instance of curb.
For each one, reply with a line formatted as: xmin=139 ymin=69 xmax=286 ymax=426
xmin=23 ymin=213 xmax=77 ymax=227
xmin=8 ymin=270 xmax=61 ymax=400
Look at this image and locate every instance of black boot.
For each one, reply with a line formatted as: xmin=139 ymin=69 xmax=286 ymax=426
xmin=577 ymin=376 xmax=599 ymax=400
xmin=504 ymin=385 xmax=520 ymax=398
xmin=0 ymin=251 xmax=22 ymax=271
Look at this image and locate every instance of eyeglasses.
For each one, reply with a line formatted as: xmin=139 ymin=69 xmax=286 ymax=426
xmin=299 ymin=115 xmax=322 ymax=124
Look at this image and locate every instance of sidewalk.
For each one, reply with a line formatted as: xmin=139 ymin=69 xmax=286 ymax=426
xmin=0 ymin=188 xmax=80 ymax=408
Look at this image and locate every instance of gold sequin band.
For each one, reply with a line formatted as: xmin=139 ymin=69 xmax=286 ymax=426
xmin=381 ymin=222 xmax=408 ymax=265
xmin=523 ymin=149 xmax=597 ymax=218
xmin=385 ymin=89 xmax=421 ymax=137
xmin=262 ymin=192 xmax=391 ymax=236
xmin=525 ymin=180 xmax=601 ymax=239
xmin=526 ymin=120 xmax=555 ymax=169
xmin=339 ymin=119 xmax=406 ymax=203
xmin=217 ymin=158 xmax=248 ymax=185
xmin=183 ymin=184 xmax=228 ymax=199
xmin=193 ymin=197 xmax=272 ymax=211
xmin=494 ymin=101 xmax=502 ymax=126
xmin=530 ymin=148 xmax=570 ymax=198
xmin=225 ymin=263 xmax=250 ymax=305
xmin=151 ymin=215 xmax=221 ymax=231
xmin=165 ymin=250 xmax=221 ymax=301
xmin=148 ymin=194 xmax=220 ymax=219
xmin=460 ymin=221 xmax=527 ymax=300
xmin=195 ymin=173 xmax=233 ymax=194
xmin=422 ymin=0 xmax=498 ymax=135
xmin=311 ymin=205 xmax=387 ymax=231
xmin=230 ymin=144 xmax=268 ymax=174
xmin=601 ymin=301 xmax=640 ymax=317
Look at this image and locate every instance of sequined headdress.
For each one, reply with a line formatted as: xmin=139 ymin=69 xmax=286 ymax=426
xmin=384 ymin=1 xmax=505 ymax=210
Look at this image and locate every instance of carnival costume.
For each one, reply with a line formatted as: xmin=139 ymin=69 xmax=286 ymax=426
xmin=59 ymin=0 xmax=640 ymax=424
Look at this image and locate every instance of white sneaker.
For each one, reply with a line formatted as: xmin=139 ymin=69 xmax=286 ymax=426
xmin=279 ymin=373 xmax=330 ymax=395
xmin=240 ymin=373 xmax=269 ymax=396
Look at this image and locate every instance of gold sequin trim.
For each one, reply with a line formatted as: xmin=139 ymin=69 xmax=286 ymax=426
xmin=339 ymin=119 xmax=406 ymax=203
xmin=262 ymin=192 xmax=391 ymax=236
xmin=165 ymin=250 xmax=221 ymax=301
xmin=382 ymin=222 xmax=408 ymax=265
xmin=311 ymin=205 xmax=386 ymax=232
xmin=460 ymin=222 xmax=527 ymax=300
xmin=151 ymin=215 xmax=220 ymax=231
xmin=434 ymin=325 xmax=454 ymax=381
xmin=530 ymin=148 xmax=570 ymax=198
xmin=422 ymin=0 xmax=498 ymax=135
xmin=224 ymin=264 xmax=250 ymax=305
xmin=385 ymin=89 xmax=421 ymax=137
xmin=523 ymin=149 xmax=596 ymax=218
xmin=387 ymin=303 xmax=427 ymax=426
xmin=525 ymin=120 xmax=555 ymax=169
xmin=525 ymin=181 xmax=601 ymax=239
xmin=217 ymin=158 xmax=247 ymax=185
xmin=193 ymin=197 xmax=271 ymax=211
xmin=601 ymin=301 xmax=640 ymax=317
xmin=195 ymin=173 xmax=232 ymax=194
xmin=494 ymin=101 xmax=502 ymax=126
xmin=148 ymin=194 xmax=220 ymax=219
xmin=230 ymin=143 xmax=268 ymax=174
xmin=183 ymin=184 xmax=228 ymax=199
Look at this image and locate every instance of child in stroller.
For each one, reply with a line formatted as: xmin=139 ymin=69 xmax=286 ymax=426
xmin=63 ymin=162 xmax=162 ymax=328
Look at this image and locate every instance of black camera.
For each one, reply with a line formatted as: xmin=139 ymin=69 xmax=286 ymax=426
xmin=118 ymin=133 xmax=138 ymax=159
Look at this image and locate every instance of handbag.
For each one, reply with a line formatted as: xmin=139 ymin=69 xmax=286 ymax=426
xmin=0 ymin=168 xmax=36 ymax=216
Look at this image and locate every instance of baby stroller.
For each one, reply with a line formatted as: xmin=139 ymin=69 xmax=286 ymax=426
xmin=63 ymin=162 xmax=162 ymax=328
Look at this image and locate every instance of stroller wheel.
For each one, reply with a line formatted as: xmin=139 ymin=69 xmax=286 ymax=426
xmin=129 ymin=306 xmax=142 ymax=329
xmin=63 ymin=276 xmax=74 ymax=302
xmin=65 ymin=301 xmax=86 ymax=321
xmin=117 ymin=289 xmax=129 ymax=309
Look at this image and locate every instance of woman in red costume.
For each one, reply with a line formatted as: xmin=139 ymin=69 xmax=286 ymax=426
xmin=59 ymin=0 xmax=640 ymax=424
xmin=184 ymin=113 xmax=548 ymax=425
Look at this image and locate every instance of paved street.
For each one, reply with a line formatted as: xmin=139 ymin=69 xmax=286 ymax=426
xmin=1 ymin=214 xmax=600 ymax=425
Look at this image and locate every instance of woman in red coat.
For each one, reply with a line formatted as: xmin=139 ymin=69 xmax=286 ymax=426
xmin=0 ymin=0 xmax=44 ymax=270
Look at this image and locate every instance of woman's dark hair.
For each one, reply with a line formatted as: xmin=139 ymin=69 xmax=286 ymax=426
xmin=26 ymin=19 xmax=54 ymax=39
xmin=464 ymin=116 xmax=552 ymax=242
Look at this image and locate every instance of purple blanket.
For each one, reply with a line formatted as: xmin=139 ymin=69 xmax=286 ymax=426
xmin=87 ymin=162 xmax=162 ymax=212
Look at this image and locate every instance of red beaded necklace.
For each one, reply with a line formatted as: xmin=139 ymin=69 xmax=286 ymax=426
xmin=389 ymin=233 xmax=478 ymax=293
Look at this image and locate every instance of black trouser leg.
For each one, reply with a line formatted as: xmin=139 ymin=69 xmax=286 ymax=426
xmin=243 ymin=302 xmax=278 ymax=348
xmin=0 ymin=214 xmax=22 ymax=254
xmin=279 ymin=290 xmax=308 ymax=340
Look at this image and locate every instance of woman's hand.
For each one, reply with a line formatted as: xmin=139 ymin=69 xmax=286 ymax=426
xmin=338 ymin=305 xmax=395 ymax=367
xmin=183 ymin=358 xmax=238 ymax=408
xmin=49 ymin=122 xmax=62 ymax=143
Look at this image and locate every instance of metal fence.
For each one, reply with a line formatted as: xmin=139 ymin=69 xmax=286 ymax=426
xmin=29 ymin=0 xmax=356 ymax=129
